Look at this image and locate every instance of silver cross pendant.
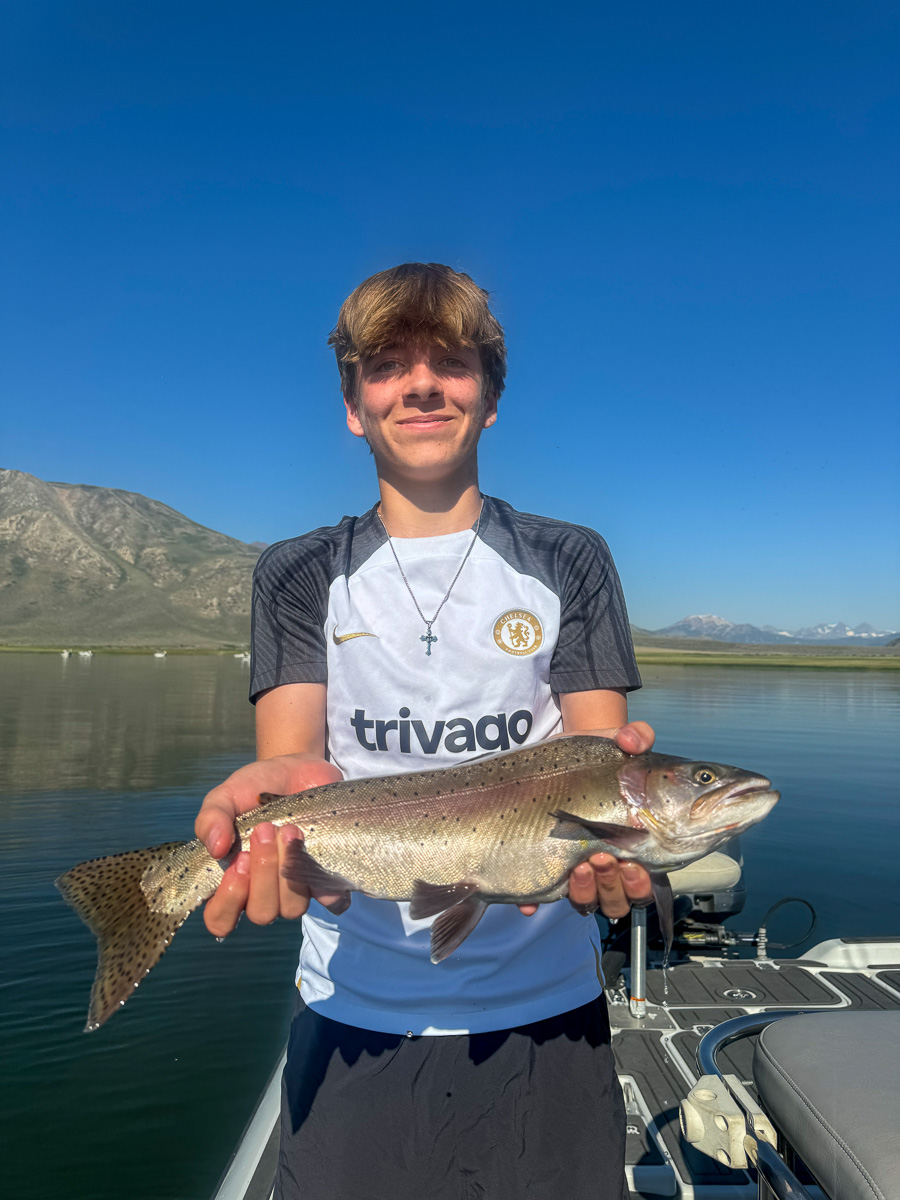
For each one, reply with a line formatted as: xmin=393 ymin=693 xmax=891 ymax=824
xmin=421 ymin=625 xmax=438 ymax=656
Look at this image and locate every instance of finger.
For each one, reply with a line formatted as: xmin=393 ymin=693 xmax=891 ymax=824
xmin=518 ymin=904 xmax=538 ymax=916
xmin=246 ymin=823 xmax=281 ymax=925
xmin=568 ymin=862 xmax=598 ymax=913
xmin=203 ymin=853 xmax=250 ymax=937
xmin=277 ymin=825 xmax=308 ymax=920
xmin=620 ymin=862 xmax=653 ymax=904
xmin=196 ymin=785 xmax=244 ymax=858
xmin=613 ymin=721 xmax=655 ymax=755
xmin=589 ymin=853 xmax=631 ymax=919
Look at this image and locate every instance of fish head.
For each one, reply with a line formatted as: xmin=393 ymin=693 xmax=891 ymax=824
xmin=616 ymin=752 xmax=779 ymax=869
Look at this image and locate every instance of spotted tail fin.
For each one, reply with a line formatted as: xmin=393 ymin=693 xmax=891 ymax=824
xmin=55 ymin=839 xmax=223 ymax=1031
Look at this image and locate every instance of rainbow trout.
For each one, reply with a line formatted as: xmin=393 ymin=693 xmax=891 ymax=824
xmin=56 ymin=735 xmax=778 ymax=1030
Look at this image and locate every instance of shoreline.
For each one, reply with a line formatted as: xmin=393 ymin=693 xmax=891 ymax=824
xmin=0 ymin=645 xmax=244 ymax=656
xmin=634 ymin=646 xmax=900 ymax=669
xmin=2 ymin=643 xmax=898 ymax=669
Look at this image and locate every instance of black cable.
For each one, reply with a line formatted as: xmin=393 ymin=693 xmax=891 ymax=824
xmin=759 ymin=896 xmax=817 ymax=950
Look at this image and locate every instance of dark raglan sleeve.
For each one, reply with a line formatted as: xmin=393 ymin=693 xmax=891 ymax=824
xmin=248 ymin=537 xmax=330 ymax=703
xmin=549 ymin=527 xmax=642 ymax=695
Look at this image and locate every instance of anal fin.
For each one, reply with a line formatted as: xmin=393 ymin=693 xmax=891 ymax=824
xmin=430 ymin=895 xmax=488 ymax=963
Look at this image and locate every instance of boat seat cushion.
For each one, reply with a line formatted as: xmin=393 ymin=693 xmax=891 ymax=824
xmin=753 ymin=1011 xmax=900 ymax=1200
xmin=667 ymin=851 xmax=741 ymax=896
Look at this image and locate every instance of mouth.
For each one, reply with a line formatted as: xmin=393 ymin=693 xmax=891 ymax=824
xmin=396 ymin=415 xmax=454 ymax=431
xmin=691 ymin=779 xmax=779 ymax=830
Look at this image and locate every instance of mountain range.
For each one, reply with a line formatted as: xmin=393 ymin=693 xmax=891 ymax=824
xmin=0 ymin=468 xmax=260 ymax=647
xmin=654 ymin=614 xmax=898 ymax=646
xmin=1 ymin=469 xmax=894 ymax=649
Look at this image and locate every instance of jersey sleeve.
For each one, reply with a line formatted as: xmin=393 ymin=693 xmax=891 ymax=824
xmin=249 ymin=539 xmax=330 ymax=703
xmin=549 ymin=529 xmax=642 ymax=695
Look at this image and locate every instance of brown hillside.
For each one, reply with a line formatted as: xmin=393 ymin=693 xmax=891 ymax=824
xmin=0 ymin=469 xmax=261 ymax=647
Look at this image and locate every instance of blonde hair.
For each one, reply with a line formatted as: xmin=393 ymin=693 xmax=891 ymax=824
xmin=329 ymin=263 xmax=507 ymax=399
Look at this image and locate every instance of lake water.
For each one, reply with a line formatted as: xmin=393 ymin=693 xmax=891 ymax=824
xmin=1 ymin=652 xmax=898 ymax=1200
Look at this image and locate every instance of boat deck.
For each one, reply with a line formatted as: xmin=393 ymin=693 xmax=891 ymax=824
xmin=212 ymin=940 xmax=900 ymax=1200
xmin=612 ymin=944 xmax=900 ymax=1198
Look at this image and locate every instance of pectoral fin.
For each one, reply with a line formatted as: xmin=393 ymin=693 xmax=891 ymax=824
xmin=410 ymin=879 xmax=479 ymax=920
xmin=549 ymin=810 xmax=648 ymax=850
xmin=430 ymin=895 xmax=488 ymax=963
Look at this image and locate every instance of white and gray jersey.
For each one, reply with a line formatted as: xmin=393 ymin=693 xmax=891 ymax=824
xmin=250 ymin=495 xmax=640 ymax=1035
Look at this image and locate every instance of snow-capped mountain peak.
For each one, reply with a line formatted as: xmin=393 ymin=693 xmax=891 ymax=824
xmin=653 ymin=614 xmax=897 ymax=645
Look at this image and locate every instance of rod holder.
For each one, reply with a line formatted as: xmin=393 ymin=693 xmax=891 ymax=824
xmin=629 ymin=905 xmax=647 ymax=1017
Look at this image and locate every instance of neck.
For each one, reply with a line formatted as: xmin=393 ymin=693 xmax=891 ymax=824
xmin=376 ymin=465 xmax=483 ymax=538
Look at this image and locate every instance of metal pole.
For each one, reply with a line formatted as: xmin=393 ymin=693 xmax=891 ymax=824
xmin=629 ymin=906 xmax=647 ymax=1018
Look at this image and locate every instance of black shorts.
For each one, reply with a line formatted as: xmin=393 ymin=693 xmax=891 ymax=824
xmin=275 ymin=993 xmax=627 ymax=1200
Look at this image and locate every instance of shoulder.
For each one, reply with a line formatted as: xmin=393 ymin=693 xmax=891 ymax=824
xmin=254 ymin=509 xmax=379 ymax=592
xmin=255 ymin=518 xmax=349 ymax=577
xmin=483 ymin=496 xmax=614 ymax=572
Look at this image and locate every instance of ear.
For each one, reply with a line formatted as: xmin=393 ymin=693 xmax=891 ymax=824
xmin=482 ymin=389 xmax=498 ymax=429
xmin=344 ymin=393 xmax=367 ymax=440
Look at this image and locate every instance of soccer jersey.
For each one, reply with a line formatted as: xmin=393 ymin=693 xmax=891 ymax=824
xmin=250 ymin=495 xmax=640 ymax=1034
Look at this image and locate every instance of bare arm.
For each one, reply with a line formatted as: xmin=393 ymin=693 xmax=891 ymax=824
xmin=517 ymin=688 xmax=654 ymax=917
xmin=196 ymin=683 xmax=342 ymax=937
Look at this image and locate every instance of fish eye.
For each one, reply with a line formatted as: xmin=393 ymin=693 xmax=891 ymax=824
xmin=694 ymin=767 xmax=717 ymax=785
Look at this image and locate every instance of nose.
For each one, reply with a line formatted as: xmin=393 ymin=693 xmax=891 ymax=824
xmin=404 ymin=357 xmax=443 ymax=404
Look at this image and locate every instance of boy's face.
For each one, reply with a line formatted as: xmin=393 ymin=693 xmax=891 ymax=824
xmin=345 ymin=340 xmax=497 ymax=482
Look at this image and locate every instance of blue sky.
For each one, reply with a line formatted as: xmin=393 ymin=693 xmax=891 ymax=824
xmin=3 ymin=1 xmax=898 ymax=631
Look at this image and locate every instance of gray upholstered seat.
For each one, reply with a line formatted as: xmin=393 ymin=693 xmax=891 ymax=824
xmin=667 ymin=850 xmax=742 ymax=895
xmin=753 ymin=1011 xmax=900 ymax=1200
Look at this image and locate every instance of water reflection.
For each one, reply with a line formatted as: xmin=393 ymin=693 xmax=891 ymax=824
xmin=0 ymin=652 xmax=255 ymax=793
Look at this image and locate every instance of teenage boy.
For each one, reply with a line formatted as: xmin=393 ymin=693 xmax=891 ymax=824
xmin=196 ymin=263 xmax=655 ymax=1200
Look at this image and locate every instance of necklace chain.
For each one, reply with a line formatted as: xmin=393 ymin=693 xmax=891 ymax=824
xmin=377 ymin=498 xmax=484 ymax=655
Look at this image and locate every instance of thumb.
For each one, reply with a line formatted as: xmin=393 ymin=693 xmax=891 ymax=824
xmin=196 ymin=786 xmax=245 ymax=857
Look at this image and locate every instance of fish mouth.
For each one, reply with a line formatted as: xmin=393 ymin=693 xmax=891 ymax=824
xmin=691 ymin=777 xmax=779 ymax=828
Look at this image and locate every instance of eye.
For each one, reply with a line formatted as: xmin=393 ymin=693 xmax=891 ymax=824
xmin=693 ymin=767 xmax=717 ymax=785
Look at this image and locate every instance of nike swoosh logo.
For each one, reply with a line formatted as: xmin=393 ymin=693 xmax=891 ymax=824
xmin=332 ymin=627 xmax=379 ymax=645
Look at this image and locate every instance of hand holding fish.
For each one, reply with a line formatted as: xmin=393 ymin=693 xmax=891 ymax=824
xmin=519 ymin=721 xmax=655 ymax=921
xmin=195 ymin=753 xmax=343 ymax=937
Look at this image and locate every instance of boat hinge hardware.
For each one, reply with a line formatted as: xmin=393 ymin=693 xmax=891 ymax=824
xmin=680 ymin=1073 xmax=777 ymax=1170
